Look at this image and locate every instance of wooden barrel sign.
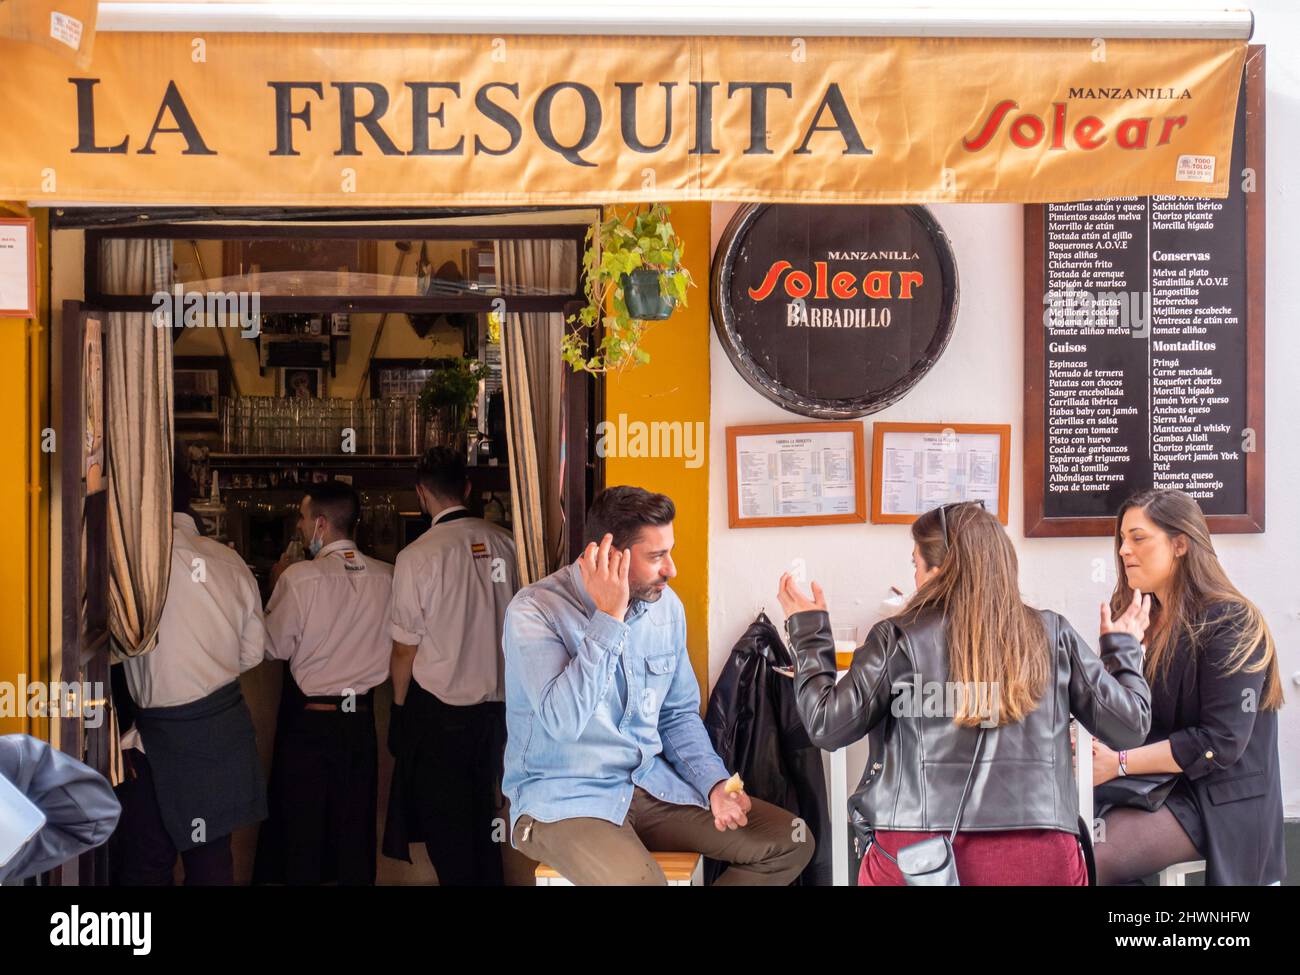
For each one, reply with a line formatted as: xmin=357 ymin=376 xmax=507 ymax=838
xmin=711 ymin=204 xmax=959 ymax=418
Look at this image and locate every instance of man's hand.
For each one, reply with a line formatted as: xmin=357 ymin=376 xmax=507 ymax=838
xmin=777 ymin=572 xmax=827 ymax=618
xmin=577 ymin=534 xmax=631 ymax=622
xmin=270 ymin=553 xmax=291 ymax=588
xmin=1092 ymin=739 xmax=1120 ymax=786
xmin=708 ymin=779 xmax=752 ymax=832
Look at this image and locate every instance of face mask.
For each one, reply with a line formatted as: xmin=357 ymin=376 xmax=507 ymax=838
xmin=307 ymin=521 xmax=324 ymax=557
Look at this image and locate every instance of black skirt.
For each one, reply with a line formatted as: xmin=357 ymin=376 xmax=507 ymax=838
xmin=1163 ymin=777 xmax=1207 ymax=856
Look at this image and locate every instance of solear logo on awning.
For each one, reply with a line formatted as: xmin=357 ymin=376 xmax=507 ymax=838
xmin=49 ymin=906 xmax=151 ymax=955
xmin=596 ymin=414 xmax=704 ymax=470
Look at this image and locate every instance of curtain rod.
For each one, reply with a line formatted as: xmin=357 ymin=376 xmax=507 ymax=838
xmin=96 ymin=4 xmax=1254 ymax=39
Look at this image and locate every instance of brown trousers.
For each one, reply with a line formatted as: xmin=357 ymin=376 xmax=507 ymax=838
xmin=513 ymin=786 xmax=814 ymax=886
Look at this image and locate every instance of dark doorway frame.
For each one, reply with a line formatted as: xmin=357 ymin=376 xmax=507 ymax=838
xmin=54 ymin=209 xmax=607 ymax=885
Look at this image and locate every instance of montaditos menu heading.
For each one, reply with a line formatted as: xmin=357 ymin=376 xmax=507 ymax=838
xmin=0 ymin=33 xmax=1246 ymax=206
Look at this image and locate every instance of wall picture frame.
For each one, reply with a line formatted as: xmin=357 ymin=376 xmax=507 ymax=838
xmin=174 ymin=367 xmax=222 ymax=422
xmin=173 ymin=356 xmax=232 ymax=431
xmin=277 ymin=366 xmax=326 ymax=399
xmin=726 ymin=421 xmax=867 ymax=529
xmin=368 ymin=357 xmax=454 ymax=399
xmin=871 ymin=422 xmax=1011 ymax=525
xmin=0 ymin=217 xmax=37 ymax=318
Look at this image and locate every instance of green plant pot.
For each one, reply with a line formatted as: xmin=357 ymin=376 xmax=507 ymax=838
xmin=621 ymin=269 xmax=677 ymax=320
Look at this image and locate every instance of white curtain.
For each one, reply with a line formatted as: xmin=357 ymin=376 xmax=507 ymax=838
xmin=494 ymin=239 xmax=577 ymax=584
xmin=103 ymin=237 xmax=174 ymax=658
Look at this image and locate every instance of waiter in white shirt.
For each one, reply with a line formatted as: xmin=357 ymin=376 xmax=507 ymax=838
xmin=254 ymin=480 xmax=393 ymax=886
xmin=383 ymin=446 xmax=518 ymax=885
xmin=112 ymin=468 xmax=267 ymax=886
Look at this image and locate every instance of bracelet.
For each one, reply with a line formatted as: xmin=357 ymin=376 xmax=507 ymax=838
xmin=1117 ymin=750 xmax=1129 ymax=776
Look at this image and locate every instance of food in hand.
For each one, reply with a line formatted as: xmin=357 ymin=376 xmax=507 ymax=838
xmin=724 ymin=772 xmax=744 ymax=796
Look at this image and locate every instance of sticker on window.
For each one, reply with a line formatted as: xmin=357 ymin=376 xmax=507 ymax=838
xmin=50 ymin=12 xmax=85 ymax=52
xmin=1175 ymin=154 xmax=1216 ymax=183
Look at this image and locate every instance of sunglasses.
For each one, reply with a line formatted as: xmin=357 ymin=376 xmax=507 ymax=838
xmin=936 ymin=499 xmax=987 ymax=553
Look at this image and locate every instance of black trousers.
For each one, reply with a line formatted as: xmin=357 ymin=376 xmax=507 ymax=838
xmin=260 ymin=682 xmax=378 ymax=886
xmin=405 ymin=682 xmax=506 ymax=886
xmin=111 ymin=749 xmax=234 ymax=886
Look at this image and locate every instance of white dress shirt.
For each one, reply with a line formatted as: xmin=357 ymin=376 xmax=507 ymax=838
xmin=122 ymin=513 xmax=266 ymax=712
xmin=264 ymin=539 xmax=394 ymax=696
xmin=389 ymin=505 xmax=519 ymax=706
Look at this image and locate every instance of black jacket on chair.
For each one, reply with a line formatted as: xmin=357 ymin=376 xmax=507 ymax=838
xmin=705 ymin=613 xmax=833 ymax=886
xmin=1129 ymin=602 xmax=1286 ymax=886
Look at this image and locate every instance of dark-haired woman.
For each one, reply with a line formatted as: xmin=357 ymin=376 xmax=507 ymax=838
xmin=778 ymin=502 xmax=1152 ymax=885
xmin=1093 ymin=489 xmax=1286 ymax=886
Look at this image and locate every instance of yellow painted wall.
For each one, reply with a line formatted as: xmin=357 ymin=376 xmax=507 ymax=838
xmin=0 ymin=202 xmax=47 ymax=737
xmin=603 ymin=202 xmax=711 ymax=699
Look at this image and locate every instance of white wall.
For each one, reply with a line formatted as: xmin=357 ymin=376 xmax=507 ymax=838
xmin=706 ymin=1 xmax=1300 ymax=816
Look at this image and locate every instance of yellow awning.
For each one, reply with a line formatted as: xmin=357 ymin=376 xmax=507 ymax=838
xmin=0 ymin=31 xmax=1246 ymax=205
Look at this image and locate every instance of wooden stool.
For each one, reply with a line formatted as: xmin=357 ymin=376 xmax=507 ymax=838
xmin=1158 ymin=860 xmax=1206 ymax=886
xmin=535 ymin=851 xmax=704 ymax=886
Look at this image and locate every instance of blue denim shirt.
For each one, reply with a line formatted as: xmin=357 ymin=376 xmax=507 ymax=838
xmin=502 ymin=562 xmax=730 ymax=841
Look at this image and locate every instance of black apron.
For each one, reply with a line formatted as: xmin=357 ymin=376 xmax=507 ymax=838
xmin=133 ymin=679 xmax=266 ymax=852
xmin=381 ymin=506 xmax=476 ymax=864
xmin=381 ymin=678 xmax=505 ymax=884
xmin=254 ymin=673 xmax=377 ymax=885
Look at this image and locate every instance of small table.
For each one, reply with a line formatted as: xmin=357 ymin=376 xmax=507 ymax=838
xmin=828 ymin=652 xmax=853 ymax=886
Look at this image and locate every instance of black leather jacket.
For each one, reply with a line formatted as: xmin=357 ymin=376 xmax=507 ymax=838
xmin=786 ymin=605 xmax=1151 ymax=834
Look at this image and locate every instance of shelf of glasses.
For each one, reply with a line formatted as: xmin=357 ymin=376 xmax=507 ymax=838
xmin=207 ymin=454 xmax=511 ymax=492
xmin=209 ymin=453 xmax=421 ymax=465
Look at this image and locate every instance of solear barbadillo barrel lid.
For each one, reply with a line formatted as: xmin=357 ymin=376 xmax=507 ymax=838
xmin=711 ymin=204 xmax=959 ymax=418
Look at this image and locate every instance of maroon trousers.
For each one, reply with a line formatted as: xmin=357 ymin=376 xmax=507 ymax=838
xmin=860 ymin=828 xmax=1088 ymax=886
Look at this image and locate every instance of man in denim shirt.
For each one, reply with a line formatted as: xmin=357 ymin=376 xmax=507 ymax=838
xmin=503 ymin=486 xmax=812 ymax=885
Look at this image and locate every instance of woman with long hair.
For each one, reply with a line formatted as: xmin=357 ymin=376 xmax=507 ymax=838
xmin=1093 ymin=489 xmax=1285 ymax=885
xmin=778 ymin=502 xmax=1152 ymax=885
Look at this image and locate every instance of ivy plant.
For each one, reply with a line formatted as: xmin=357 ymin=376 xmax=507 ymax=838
xmin=562 ymin=203 xmax=694 ymax=373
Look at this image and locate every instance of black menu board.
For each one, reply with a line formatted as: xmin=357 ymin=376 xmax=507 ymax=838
xmin=1024 ymin=49 xmax=1263 ymax=537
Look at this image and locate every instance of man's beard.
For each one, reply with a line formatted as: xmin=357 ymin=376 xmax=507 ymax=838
xmin=630 ymin=578 xmax=669 ymax=603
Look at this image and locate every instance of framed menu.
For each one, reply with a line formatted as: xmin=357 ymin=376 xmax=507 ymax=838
xmin=726 ymin=421 xmax=866 ymax=528
xmin=1023 ymin=47 xmax=1264 ymax=536
xmin=0 ymin=218 xmax=37 ymax=318
xmin=872 ymin=422 xmax=1010 ymax=525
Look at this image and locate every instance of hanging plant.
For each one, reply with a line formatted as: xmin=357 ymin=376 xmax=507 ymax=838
xmin=562 ymin=203 xmax=694 ymax=374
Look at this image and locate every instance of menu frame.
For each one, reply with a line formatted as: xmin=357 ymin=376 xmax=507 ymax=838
xmin=1023 ymin=46 xmax=1264 ymax=538
xmin=0 ymin=217 xmax=37 ymax=318
xmin=726 ymin=421 xmax=867 ymax=529
xmin=871 ymin=422 xmax=1011 ymax=526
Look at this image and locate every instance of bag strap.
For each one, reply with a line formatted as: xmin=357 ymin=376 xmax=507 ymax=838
xmin=868 ymin=725 xmax=989 ymax=867
xmin=949 ymin=727 xmax=988 ymax=842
